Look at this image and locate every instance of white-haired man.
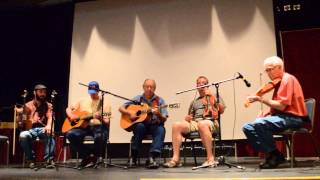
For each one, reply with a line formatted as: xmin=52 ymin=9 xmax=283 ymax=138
xmin=243 ymin=56 xmax=308 ymax=169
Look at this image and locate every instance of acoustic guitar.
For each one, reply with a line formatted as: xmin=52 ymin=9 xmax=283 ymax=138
xmin=120 ymin=103 xmax=180 ymax=131
xmin=62 ymin=110 xmax=111 ymax=133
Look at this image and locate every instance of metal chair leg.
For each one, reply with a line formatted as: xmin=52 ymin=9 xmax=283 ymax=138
xmin=6 ymin=139 xmax=10 ymax=167
xmin=191 ymin=140 xmax=197 ymax=166
xmin=290 ymin=134 xmax=295 ymax=168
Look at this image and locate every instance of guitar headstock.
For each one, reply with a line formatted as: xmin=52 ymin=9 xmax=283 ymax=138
xmin=103 ymin=112 xmax=112 ymax=117
xmin=168 ymin=103 xmax=180 ymax=108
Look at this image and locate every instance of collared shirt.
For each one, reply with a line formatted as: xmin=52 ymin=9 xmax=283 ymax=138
xmin=124 ymin=94 xmax=168 ymax=124
xmin=25 ymin=100 xmax=52 ymax=126
xmin=271 ymin=72 xmax=307 ymax=117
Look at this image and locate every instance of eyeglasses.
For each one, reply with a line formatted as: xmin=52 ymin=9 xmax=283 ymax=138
xmin=265 ymin=66 xmax=278 ymax=73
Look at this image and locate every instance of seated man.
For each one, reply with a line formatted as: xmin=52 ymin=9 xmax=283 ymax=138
xmin=119 ymin=79 xmax=168 ymax=169
xmin=19 ymin=84 xmax=55 ymax=169
xmin=65 ymin=81 xmax=111 ymax=169
xmin=163 ymin=76 xmax=225 ymax=168
xmin=243 ymin=56 xmax=308 ymax=169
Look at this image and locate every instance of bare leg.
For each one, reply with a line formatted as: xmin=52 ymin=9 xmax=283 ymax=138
xmin=197 ymin=121 xmax=214 ymax=161
xmin=171 ymin=121 xmax=190 ymax=162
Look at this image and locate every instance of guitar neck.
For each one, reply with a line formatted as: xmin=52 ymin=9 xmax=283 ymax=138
xmin=72 ymin=112 xmax=110 ymax=121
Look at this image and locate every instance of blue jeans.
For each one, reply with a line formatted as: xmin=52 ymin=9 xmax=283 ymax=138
xmin=242 ymin=113 xmax=304 ymax=153
xmin=132 ymin=123 xmax=165 ymax=155
xmin=66 ymin=125 xmax=108 ymax=158
xmin=19 ymin=127 xmax=55 ymax=161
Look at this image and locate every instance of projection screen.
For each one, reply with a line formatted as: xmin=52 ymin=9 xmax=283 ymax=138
xmin=69 ymin=0 xmax=276 ymax=143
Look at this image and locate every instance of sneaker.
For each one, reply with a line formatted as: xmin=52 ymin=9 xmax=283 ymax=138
xmin=146 ymin=157 xmax=159 ymax=169
xmin=45 ymin=159 xmax=55 ymax=169
xmin=29 ymin=162 xmax=35 ymax=169
xmin=77 ymin=156 xmax=91 ymax=170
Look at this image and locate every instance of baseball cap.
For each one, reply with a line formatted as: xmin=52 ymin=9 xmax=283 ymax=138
xmin=34 ymin=84 xmax=47 ymax=90
xmin=88 ymin=81 xmax=99 ymax=94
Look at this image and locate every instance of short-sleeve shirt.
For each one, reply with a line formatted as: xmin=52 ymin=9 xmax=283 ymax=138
xmin=73 ymin=96 xmax=111 ymax=126
xmin=188 ymin=95 xmax=225 ymax=120
xmin=271 ymin=72 xmax=307 ymax=117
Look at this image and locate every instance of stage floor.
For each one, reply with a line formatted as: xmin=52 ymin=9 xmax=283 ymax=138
xmin=0 ymin=157 xmax=320 ymax=180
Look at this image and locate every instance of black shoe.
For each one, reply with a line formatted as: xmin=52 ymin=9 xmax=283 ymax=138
xmin=77 ymin=156 xmax=96 ymax=170
xmin=259 ymin=161 xmax=274 ymax=169
xmin=146 ymin=157 xmax=159 ymax=169
xmin=259 ymin=153 xmax=285 ymax=169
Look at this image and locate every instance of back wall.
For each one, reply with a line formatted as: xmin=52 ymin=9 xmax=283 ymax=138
xmin=69 ymin=0 xmax=277 ymax=143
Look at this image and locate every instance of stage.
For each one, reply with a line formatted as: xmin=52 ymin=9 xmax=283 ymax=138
xmin=0 ymin=157 xmax=319 ymax=180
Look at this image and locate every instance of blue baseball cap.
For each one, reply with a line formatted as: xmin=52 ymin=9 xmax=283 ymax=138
xmin=88 ymin=81 xmax=99 ymax=94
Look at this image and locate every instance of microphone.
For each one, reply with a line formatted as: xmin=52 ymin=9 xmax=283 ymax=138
xmin=21 ymin=90 xmax=28 ymax=98
xmin=237 ymin=72 xmax=251 ymax=87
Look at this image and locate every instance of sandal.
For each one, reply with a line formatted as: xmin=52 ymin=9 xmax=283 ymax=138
xmin=163 ymin=160 xmax=182 ymax=168
xmin=201 ymin=160 xmax=218 ymax=168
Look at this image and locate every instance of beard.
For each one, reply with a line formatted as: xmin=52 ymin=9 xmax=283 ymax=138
xmin=35 ymin=94 xmax=46 ymax=103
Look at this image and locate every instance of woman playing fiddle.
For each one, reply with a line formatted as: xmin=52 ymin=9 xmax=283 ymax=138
xmin=243 ymin=56 xmax=308 ymax=169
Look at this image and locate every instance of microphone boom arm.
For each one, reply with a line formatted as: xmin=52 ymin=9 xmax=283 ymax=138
xmin=176 ymin=76 xmax=242 ymax=95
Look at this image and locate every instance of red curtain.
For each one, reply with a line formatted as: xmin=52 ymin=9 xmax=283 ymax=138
xmin=280 ymin=28 xmax=320 ymax=156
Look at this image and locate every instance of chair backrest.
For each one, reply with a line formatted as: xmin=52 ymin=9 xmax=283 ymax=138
xmin=305 ymin=98 xmax=316 ymax=131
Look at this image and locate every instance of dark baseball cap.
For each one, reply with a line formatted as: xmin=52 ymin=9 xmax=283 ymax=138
xmin=34 ymin=84 xmax=47 ymax=90
xmin=88 ymin=81 xmax=99 ymax=94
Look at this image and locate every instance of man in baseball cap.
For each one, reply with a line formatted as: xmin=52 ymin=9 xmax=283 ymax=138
xmin=88 ymin=81 xmax=99 ymax=94
xmin=66 ymin=80 xmax=111 ymax=170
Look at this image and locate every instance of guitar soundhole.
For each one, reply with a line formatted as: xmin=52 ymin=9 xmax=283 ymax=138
xmin=136 ymin=111 xmax=142 ymax=116
xmin=71 ymin=119 xmax=79 ymax=126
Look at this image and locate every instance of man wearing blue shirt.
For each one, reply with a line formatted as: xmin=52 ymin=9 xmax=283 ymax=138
xmin=119 ymin=79 xmax=168 ymax=169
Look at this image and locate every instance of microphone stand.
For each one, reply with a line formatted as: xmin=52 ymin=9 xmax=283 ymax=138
xmin=177 ymin=75 xmax=245 ymax=170
xmin=34 ymin=91 xmax=57 ymax=171
xmin=79 ymin=83 xmax=128 ymax=169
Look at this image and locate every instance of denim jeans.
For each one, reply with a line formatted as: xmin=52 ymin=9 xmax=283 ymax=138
xmin=66 ymin=125 xmax=108 ymax=158
xmin=19 ymin=127 xmax=55 ymax=161
xmin=132 ymin=123 xmax=165 ymax=155
xmin=242 ymin=113 xmax=304 ymax=153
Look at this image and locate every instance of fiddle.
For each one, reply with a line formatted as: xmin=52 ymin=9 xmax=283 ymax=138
xmin=202 ymin=95 xmax=219 ymax=119
xmin=244 ymin=78 xmax=281 ymax=108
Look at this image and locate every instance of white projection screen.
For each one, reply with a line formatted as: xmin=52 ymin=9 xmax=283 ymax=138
xmin=69 ymin=0 xmax=277 ymax=143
